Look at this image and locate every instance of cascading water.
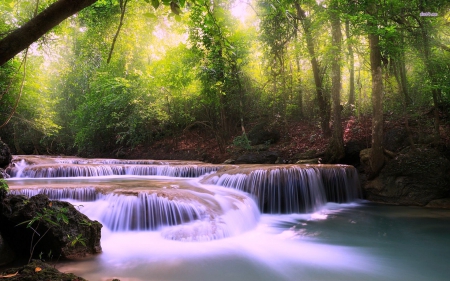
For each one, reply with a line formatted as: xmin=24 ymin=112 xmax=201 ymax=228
xmin=5 ymin=156 xmax=448 ymax=281
xmin=6 ymin=156 xmax=263 ymax=241
xmin=7 ymin=163 xmax=221 ymax=178
xmin=203 ymin=165 xmax=361 ymax=213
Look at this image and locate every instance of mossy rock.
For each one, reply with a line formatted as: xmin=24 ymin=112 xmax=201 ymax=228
xmin=0 ymin=194 xmax=102 ymax=260
xmin=363 ymin=147 xmax=450 ymax=206
xmin=0 ymin=140 xmax=12 ymax=169
xmin=0 ymin=260 xmax=86 ymax=281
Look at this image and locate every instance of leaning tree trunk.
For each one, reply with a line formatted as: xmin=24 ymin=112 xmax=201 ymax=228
xmin=0 ymin=0 xmax=98 ymax=66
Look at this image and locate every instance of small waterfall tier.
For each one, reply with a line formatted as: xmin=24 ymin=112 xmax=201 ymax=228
xmin=202 ymin=165 xmax=361 ymax=214
xmin=9 ymin=184 xmax=260 ymax=241
xmin=10 ymin=187 xmax=100 ymax=201
xmin=10 ymin=187 xmax=209 ymax=230
xmin=7 ymin=156 xmax=221 ymax=178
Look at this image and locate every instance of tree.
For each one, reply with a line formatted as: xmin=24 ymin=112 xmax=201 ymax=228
xmin=367 ymin=1 xmax=385 ymax=177
xmin=257 ymin=0 xmax=297 ymax=122
xmin=294 ymin=1 xmax=331 ymax=137
xmin=0 ymin=0 xmax=189 ymax=66
xmin=325 ymin=0 xmax=344 ymax=163
xmin=0 ymin=0 xmax=98 ymax=66
xmin=188 ymin=0 xmax=249 ymax=152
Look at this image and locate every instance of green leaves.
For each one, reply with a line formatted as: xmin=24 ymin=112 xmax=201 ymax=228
xmin=147 ymin=0 xmax=184 ymax=14
xmin=151 ymin=0 xmax=160 ymax=9
xmin=17 ymin=205 xmax=69 ymax=229
xmin=170 ymin=1 xmax=181 ymax=15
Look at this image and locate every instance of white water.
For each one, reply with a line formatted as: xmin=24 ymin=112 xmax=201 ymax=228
xmin=54 ymin=203 xmax=450 ymax=281
xmin=6 ymin=156 xmax=450 ymax=281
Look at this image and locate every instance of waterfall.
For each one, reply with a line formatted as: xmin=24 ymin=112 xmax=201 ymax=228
xmin=7 ymin=164 xmax=221 ymax=178
xmin=6 ymin=156 xmax=361 ymax=241
xmin=207 ymin=165 xmax=361 ymax=214
xmin=93 ymin=193 xmax=208 ymax=231
xmin=9 ymin=187 xmax=99 ymax=201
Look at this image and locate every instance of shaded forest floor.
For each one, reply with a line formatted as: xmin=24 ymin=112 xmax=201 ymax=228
xmin=125 ymin=107 xmax=450 ymax=164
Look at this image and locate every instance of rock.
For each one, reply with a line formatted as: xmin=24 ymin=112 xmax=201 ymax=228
xmin=295 ymin=158 xmax=321 ymax=164
xmin=426 ymin=198 xmax=450 ymax=209
xmin=0 ymin=139 xmax=12 ymax=169
xmin=0 ymin=259 xmax=86 ymax=281
xmin=295 ymin=158 xmax=322 ymax=164
xmin=235 ymin=151 xmax=279 ymax=164
xmin=1 ymin=168 xmax=9 ymax=179
xmin=0 ymin=194 xmax=102 ymax=261
xmin=363 ymin=147 xmax=450 ymax=206
xmin=223 ymin=159 xmax=235 ymax=164
xmin=342 ymin=140 xmax=367 ymax=166
xmin=247 ymin=124 xmax=280 ymax=145
xmin=0 ymin=233 xmax=15 ymax=266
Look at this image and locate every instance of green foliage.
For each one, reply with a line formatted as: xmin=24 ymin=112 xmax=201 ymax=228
xmin=233 ymin=133 xmax=251 ymax=150
xmin=17 ymin=205 xmax=69 ymax=229
xmin=0 ymin=178 xmax=9 ymax=200
xmin=68 ymin=234 xmax=87 ymax=247
xmin=1 ymin=0 xmax=450 ymax=154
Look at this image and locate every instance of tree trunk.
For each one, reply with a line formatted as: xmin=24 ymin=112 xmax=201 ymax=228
xmin=326 ymin=1 xmax=344 ymax=163
xmin=295 ymin=2 xmax=331 ymax=137
xmin=0 ymin=0 xmax=98 ymax=66
xmin=398 ymin=31 xmax=410 ymax=105
xmin=345 ymin=20 xmax=355 ymax=107
xmin=420 ymin=22 xmax=441 ymax=143
xmin=295 ymin=49 xmax=303 ymax=117
xmin=368 ymin=24 xmax=385 ymax=177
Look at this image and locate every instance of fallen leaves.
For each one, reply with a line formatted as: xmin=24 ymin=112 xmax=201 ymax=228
xmin=0 ymin=271 xmax=18 ymax=278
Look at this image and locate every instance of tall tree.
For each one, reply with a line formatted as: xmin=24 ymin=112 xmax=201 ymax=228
xmin=294 ymin=1 xmax=331 ymax=137
xmin=367 ymin=1 xmax=385 ymax=177
xmin=325 ymin=0 xmax=344 ymax=162
xmin=189 ymin=0 xmax=248 ymax=152
xmin=345 ymin=19 xmax=355 ymax=107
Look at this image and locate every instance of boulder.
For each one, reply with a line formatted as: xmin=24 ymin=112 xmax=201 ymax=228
xmin=222 ymin=159 xmax=235 ymax=164
xmin=235 ymin=151 xmax=279 ymax=164
xmin=0 ymin=139 xmax=12 ymax=169
xmin=0 ymin=259 xmax=86 ymax=281
xmin=363 ymin=147 xmax=450 ymax=206
xmin=426 ymin=198 xmax=450 ymax=209
xmin=0 ymin=233 xmax=15 ymax=266
xmin=0 ymin=194 xmax=102 ymax=261
xmin=342 ymin=140 xmax=367 ymax=166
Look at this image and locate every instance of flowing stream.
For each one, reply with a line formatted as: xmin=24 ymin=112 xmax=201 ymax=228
xmin=5 ymin=156 xmax=450 ymax=281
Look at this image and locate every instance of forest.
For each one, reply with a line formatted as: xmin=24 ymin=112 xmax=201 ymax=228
xmin=0 ymin=0 xmax=449 ymax=169
xmin=1 ymin=1 xmax=450 ymax=280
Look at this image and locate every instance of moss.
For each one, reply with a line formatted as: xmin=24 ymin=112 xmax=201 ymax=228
xmin=0 ymin=260 xmax=86 ymax=281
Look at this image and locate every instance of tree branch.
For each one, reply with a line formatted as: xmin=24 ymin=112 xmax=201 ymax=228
xmin=107 ymin=0 xmax=129 ymax=64
xmin=0 ymin=0 xmax=98 ymax=66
